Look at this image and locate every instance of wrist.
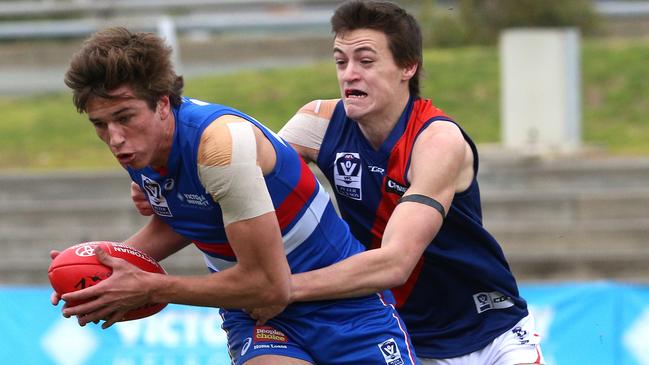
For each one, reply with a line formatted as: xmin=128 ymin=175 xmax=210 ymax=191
xmin=146 ymin=272 xmax=169 ymax=304
xmin=288 ymin=274 xmax=308 ymax=303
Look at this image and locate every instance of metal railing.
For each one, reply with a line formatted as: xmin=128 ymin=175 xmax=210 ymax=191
xmin=0 ymin=0 xmax=339 ymax=39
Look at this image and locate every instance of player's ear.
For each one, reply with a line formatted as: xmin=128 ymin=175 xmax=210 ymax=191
xmin=402 ymin=63 xmax=417 ymax=81
xmin=157 ymin=95 xmax=171 ymax=119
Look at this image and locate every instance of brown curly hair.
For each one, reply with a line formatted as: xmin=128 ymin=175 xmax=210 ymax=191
xmin=65 ymin=27 xmax=184 ymax=113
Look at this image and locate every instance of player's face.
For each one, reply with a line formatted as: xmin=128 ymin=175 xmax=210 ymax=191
xmin=333 ymin=28 xmax=414 ymax=124
xmin=86 ymin=85 xmax=173 ymax=170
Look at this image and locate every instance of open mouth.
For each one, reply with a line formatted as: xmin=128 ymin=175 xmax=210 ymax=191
xmin=116 ymin=153 xmax=135 ymax=165
xmin=345 ymin=89 xmax=367 ymax=98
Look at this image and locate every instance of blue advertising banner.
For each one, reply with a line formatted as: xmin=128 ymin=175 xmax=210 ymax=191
xmin=1 ymin=282 xmax=648 ymax=364
xmin=520 ymin=282 xmax=649 ymax=365
xmin=0 ymin=287 xmax=230 ymax=365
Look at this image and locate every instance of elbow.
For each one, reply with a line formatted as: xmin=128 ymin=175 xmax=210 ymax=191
xmin=384 ymin=263 xmax=413 ymax=289
xmin=257 ymin=275 xmax=291 ymax=307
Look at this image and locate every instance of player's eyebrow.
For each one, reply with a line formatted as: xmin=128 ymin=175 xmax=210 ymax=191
xmin=333 ymin=45 xmax=378 ymax=55
xmin=88 ymin=106 xmax=133 ymax=123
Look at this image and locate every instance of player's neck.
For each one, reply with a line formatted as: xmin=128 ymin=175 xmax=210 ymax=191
xmin=150 ymin=113 xmax=176 ymax=171
xmin=357 ymin=93 xmax=410 ymax=150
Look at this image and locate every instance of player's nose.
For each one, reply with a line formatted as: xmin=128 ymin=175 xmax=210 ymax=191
xmin=341 ymin=62 xmax=361 ymax=82
xmin=107 ymin=123 xmax=126 ymax=147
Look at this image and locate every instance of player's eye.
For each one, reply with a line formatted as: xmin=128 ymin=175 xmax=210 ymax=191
xmin=118 ymin=115 xmax=132 ymax=123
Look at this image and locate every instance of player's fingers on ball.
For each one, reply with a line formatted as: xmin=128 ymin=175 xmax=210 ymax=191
xmin=61 ymin=286 xmax=98 ymax=305
xmin=50 ymin=291 xmax=61 ymax=306
xmin=49 ymin=250 xmax=60 ymax=260
xmin=78 ymin=306 xmax=112 ymax=326
xmin=60 ymin=301 xmax=74 ymax=317
xmin=94 ymin=246 xmax=108 ymax=259
xmin=76 ymin=315 xmax=87 ymax=327
xmin=93 ymin=246 xmax=119 ymax=266
xmin=77 ymin=313 xmax=98 ymax=327
xmin=61 ymin=293 xmax=104 ymax=317
xmin=102 ymin=311 xmax=127 ymax=329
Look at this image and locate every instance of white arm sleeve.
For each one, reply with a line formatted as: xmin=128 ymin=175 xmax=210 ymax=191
xmin=278 ymin=101 xmax=329 ymax=150
xmin=198 ymin=122 xmax=275 ymax=226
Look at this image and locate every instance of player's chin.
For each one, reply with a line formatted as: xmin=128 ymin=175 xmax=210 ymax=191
xmin=118 ymin=155 xmax=145 ymax=169
xmin=343 ymin=102 xmax=369 ymax=120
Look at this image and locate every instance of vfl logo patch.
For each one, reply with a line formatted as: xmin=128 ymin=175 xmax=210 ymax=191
xmin=473 ymin=291 xmax=515 ymax=314
xmin=385 ymin=178 xmax=408 ymax=196
xmin=511 ymin=326 xmax=530 ymax=345
xmin=141 ymin=175 xmax=173 ymax=217
xmin=334 ymin=152 xmax=362 ymax=200
xmin=378 ymin=338 xmax=404 ymax=365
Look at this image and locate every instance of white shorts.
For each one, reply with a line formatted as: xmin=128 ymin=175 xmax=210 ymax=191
xmin=419 ymin=314 xmax=544 ymax=365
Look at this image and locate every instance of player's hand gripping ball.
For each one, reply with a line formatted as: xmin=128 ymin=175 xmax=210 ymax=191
xmin=48 ymin=241 xmax=167 ymax=321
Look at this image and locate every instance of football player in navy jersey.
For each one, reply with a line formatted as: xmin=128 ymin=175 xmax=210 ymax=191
xmin=256 ymin=1 xmax=545 ymax=364
xmin=51 ymin=26 xmax=420 ymax=365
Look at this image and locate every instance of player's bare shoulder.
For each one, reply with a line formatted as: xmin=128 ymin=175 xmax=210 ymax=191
xmin=198 ymin=116 xmax=238 ymax=167
xmin=279 ymin=99 xmax=340 ymax=162
xmin=298 ymin=99 xmax=339 ymax=119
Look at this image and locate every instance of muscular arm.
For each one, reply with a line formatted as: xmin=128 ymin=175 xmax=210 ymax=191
xmin=62 ymin=116 xmax=290 ymax=326
xmin=149 ymin=211 xmax=289 ymax=309
xmin=149 ymin=117 xmax=291 ymax=309
xmin=290 ymin=121 xmax=472 ymax=301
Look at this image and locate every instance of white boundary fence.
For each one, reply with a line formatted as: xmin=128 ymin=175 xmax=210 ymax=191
xmin=0 ymin=0 xmax=339 ymax=39
xmin=1 ymin=1 xmax=647 ymax=40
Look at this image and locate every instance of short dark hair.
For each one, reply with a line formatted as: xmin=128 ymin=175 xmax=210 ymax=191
xmin=331 ymin=0 xmax=423 ymax=97
xmin=65 ymin=27 xmax=184 ymax=113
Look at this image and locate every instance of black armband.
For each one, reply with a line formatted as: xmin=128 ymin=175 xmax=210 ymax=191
xmin=397 ymin=194 xmax=446 ymax=218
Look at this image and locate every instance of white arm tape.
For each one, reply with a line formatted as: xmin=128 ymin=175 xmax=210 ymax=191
xmin=198 ymin=122 xmax=275 ymax=226
xmin=278 ymin=111 xmax=328 ymax=150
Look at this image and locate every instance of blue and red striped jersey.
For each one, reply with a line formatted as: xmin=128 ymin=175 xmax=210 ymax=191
xmin=317 ymin=97 xmax=529 ymax=358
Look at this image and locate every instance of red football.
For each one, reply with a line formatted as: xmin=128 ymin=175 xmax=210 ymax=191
xmin=48 ymin=241 xmax=168 ymax=321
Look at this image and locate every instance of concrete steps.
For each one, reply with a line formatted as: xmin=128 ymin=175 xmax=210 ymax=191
xmin=0 ymin=172 xmax=208 ymax=283
xmin=1 ymin=154 xmax=648 ymax=284
xmin=482 ymin=188 xmax=649 ymax=222
xmin=477 ymin=154 xmax=649 ymax=282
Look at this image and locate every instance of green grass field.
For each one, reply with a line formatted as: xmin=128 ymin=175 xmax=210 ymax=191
xmin=1 ymin=37 xmax=647 ymax=170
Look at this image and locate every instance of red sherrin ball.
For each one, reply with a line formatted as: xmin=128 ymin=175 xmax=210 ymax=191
xmin=48 ymin=241 xmax=168 ymax=321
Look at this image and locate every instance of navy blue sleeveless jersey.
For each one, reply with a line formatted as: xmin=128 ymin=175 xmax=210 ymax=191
xmin=317 ymin=97 xmax=529 ymax=358
xmin=126 ymin=97 xmax=369 ymax=316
